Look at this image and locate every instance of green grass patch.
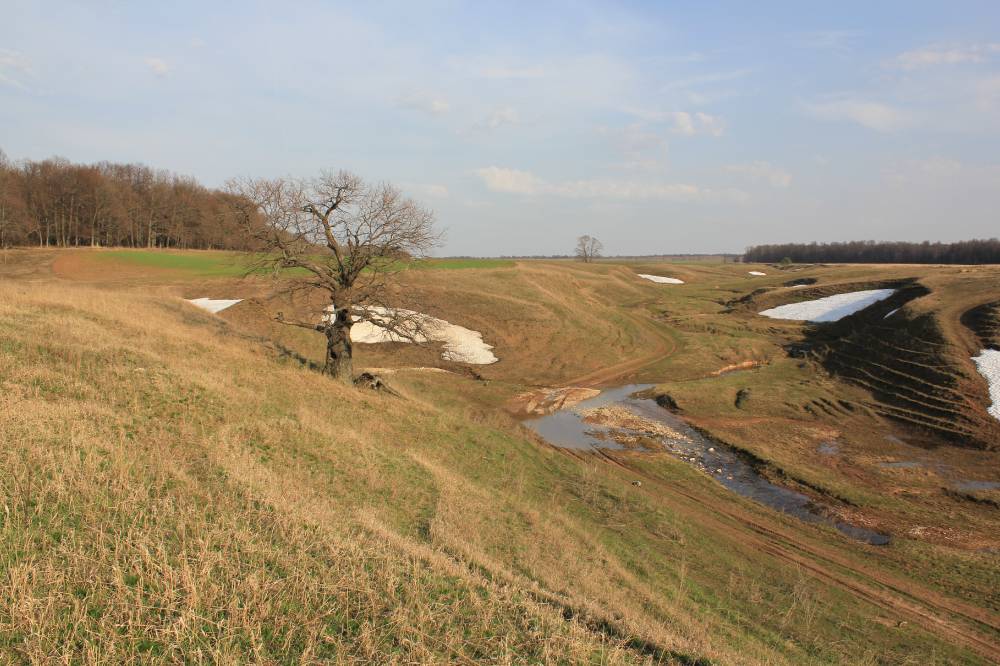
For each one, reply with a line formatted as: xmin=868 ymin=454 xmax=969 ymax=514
xmin=96 ymin=251 xmax=513 ymax=278
xmin=97 ymin=250 xmax=256 ymax=277
xmin=409 ymin=258 xmax=515 ymax=270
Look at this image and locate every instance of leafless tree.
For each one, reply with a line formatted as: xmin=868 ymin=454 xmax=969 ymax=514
xmin=227 ymin=170 xmax=440 ymax=383
xmin=0 ymin=152 xmax=254 ymax=248
xmin=575 ymin=234 xmax=603 ymax=263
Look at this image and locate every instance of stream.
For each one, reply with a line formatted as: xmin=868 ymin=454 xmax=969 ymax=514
xmin=523 ymin=384 xmax=890 ymax=546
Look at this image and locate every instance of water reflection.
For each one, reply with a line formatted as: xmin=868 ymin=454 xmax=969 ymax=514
xmin=523 ymin=385 xmax=890 ymax=546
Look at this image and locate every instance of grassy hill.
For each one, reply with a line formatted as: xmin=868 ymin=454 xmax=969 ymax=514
xmin=1 ymin=249 xmax=998 ymax=663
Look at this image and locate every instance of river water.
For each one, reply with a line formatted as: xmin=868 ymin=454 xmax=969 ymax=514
xmin=523 ymin=384 xmax=890 ymax=546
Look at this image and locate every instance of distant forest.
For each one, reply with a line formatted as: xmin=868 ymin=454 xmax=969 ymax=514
xmin=744 ymin=240 xmax=1000 ymax=265
xmin=0 ymin=150 xmax=252 ymax=249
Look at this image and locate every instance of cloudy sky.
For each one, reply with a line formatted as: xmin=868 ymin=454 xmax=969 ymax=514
xmin=2 ymin=1 xmax=999 ymax=255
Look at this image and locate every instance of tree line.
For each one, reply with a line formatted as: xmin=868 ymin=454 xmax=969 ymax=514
xmin=0 ymin=150 xmax=254 ymax=249
xmin=744 ymin=239 xmax=1000 ymax=265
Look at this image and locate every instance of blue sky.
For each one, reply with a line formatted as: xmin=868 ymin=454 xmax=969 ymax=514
xmin=2 ymin=1 xmax=999 ymax=255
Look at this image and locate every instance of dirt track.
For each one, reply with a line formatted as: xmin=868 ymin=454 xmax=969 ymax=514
xmin=544 ymin=291 xmax=1000 ymax=662
xmin=571 ymin=441 xmax=1000 ymax=663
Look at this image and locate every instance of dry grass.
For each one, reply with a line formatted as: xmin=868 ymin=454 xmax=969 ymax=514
xmin=0 ymin=285 xmax=646 ymax=663
xmin=1 ymin=252 xmax=997 ymax=663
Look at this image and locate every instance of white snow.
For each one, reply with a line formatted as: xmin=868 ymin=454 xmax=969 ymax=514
xmin=971 ymin=349 xmax=1000 ymax=422
xmin=758 ymin=289 xmax=897 ymax=323
xmin=748 ymin=271 xmax=767 ymax=276
xmin=186 ymin=298 xmax=243 ymax=313
xmin=883 ymin=308 xmax=900 ymax=319
xmin=329 ymin=306 xmax=498 ymax=365
xmin=638 ymin=274 xmax=685 ymax=285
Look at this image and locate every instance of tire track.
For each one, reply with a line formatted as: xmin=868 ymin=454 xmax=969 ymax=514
xmin=587 ymin=447 xmax=1000 ymax=663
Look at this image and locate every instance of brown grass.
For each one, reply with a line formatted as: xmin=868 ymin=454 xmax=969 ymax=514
xmin=2 ymin=251 xmax=999 ymax=663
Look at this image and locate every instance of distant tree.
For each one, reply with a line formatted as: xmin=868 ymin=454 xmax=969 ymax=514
xmin=228 ymin=170 xmax=440 ymax=383
xmin=780 ymin=256 xmax=793 ymax=267
xmin=0 ymin=150 xmax=26 ymax=247
xmin=744 ymin=239 xmax=1000 ymax=265
xmin=575 ymin=235 xmax=603 ymax=263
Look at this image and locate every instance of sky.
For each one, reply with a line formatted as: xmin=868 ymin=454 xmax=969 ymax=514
xmin=2 ymin=1 xmax=999 ymax=256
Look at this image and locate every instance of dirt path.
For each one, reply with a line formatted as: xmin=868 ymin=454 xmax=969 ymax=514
xmin=517 ymin=265 xmax=1000 ymax=659
xmin=0 ymin=249 xmax=60 ymax=281
xmin=562 ymin=306 xmax=677 ymax=387
xmin=584 ymin=447 xmax=1000 ymax=662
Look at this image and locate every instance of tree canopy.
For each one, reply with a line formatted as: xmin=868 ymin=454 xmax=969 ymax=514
xmin=744 ymin=239 xmax=1000 ymax=265
xmin=0 ymin=152 xmax=253 ymax=249
xmin=575 ymin=235 xmax=603 ymax=262
xmin=228 ymin=170 xmax=440 ymax=382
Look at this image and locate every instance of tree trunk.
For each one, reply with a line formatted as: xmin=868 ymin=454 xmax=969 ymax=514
xmin=323 ymin=308 xmax=354 ymax=383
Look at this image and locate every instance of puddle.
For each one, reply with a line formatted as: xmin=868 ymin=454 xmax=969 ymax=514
xmin=953 ymin=480 xmax=1000 ymax=492
xmin=818 ymin=441 xmax=840 ymax=456
xmin=524 ymin=385 xmax=890 ymax=546
xmin=878 ymin=461 xmax=923 ymax=469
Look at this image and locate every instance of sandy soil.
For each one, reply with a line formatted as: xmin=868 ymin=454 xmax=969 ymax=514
xmin=508 ymin=387 xmax=602 ymax=416
xmin=709 ymin=360 xmax=765 ymax=376
xmin=580 ymin=405 xmax=690 ymax=441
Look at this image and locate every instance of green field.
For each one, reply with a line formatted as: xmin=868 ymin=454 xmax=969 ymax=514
xmin=410 ymin=257 xmax=516 ymax=270
xmin=94 ymin=250 xmax=514 ymax=277
xmin=96 ymin=249 xmax=256 ymax=276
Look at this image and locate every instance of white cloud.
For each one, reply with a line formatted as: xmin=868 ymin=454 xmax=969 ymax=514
xmin=797 ymin=30 xmax=861 ymax=53
xmin=877 ymin=158 xmax=1000 ymax=220
xmin=0 ymin=49 xmax=33 ymax=88
xmin=476 ymin=106 xmax=519 ymax=130
xmin=670 ymin=111 xmax=725 ymax=136
xmin=695 ymin=112 xmax=725 ymax=136
xmin=549 ymin=180 xmax=703 ymax=200
xmin=144 ymin=57 xmax=170 ymax=77
xmin=893 ymin=43 xmax=1000 ymax=70
xmin=404 ymin=183 xmax=450 ymax=199
xmin=397 ymin=92 xmax=450 ymax=115
xmin=660 ymin=69 xmax=751 ymax=91
xmin=601 ymin=123 xmax=669 ymax=168
xmin=727 ymin=162 xmax=792 ymax=188
xmin=671 ymin=111 xmax=696 ymax=135
xmin=976 ymin=75 xmax=1000 ymax=112
xmin=625 ymin=108 xmax=725 ymax=136
xmin=805 ymin=99 xmax=911 ymax=132
xmin=882 ymin=157 xmax=971 ymax=186
xmin=474 ymin=167 xmax=542 ymax=194
xmin=479 ymin=65 xmax=545 ymax=80
xmin=474 ymin=166 xmax=743 ymax=202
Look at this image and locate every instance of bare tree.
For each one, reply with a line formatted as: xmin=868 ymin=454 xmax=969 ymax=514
xmin=575 ymin=234 xmax=603 ymax=263
xmin=228 ymin=170 xmax=440 ymax=383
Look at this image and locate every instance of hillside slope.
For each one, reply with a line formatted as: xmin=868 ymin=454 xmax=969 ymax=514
xmin=3 ymin=281 xmax=995 ymax=663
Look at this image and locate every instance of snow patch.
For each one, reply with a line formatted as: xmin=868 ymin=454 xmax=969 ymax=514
xmin=638 ymin=274 xmax=685 ymax=285
xmin=187 ymin=298 xmax=242 ymax=313
xmin=758 ymin=289 xmax=896 ymax=323
xmin=883 ymin=308 xmax=900 ymax=319
xmin=329 ymin=306 xmax=498 ymax=365
xmin=748 ymin=271 xmax=767 ymax=276
xmin=971 ymin=349 xmax=1000 ymax=422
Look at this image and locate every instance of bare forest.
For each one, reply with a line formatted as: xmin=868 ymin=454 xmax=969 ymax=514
xmin=0 ymin=150 xmax=252 ymax=249
xmin=744 ymin=239 xmax=1000 ymax=265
